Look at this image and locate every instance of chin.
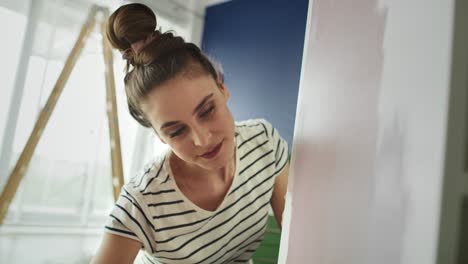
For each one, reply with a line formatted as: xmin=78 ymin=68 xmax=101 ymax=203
xmin=198 ymin=156 xmax=229 ymax=171
xmin=198 ymin=146 xmax=234 ymax=171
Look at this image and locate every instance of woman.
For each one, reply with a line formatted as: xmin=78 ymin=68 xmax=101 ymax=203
xmin=92 ymin=3 xmax=289 ymax=264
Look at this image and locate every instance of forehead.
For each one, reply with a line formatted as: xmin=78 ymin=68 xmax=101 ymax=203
xmin=142 ymin=74 xmax=218 ymax=124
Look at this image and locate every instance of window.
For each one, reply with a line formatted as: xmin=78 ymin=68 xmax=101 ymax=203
xmin=1 ymin=0 xmax=190 ymax=228
xmin=0 ymin=5 xmax=28 ymax=171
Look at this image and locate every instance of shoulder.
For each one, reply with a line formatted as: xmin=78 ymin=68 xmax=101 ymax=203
xmin=235 ymin=118 xmax=289 ymax=168
xmin=126 ymin=152 xmax=170 ymax=195
xmin=234 ymin=119 xmax=279 ymax=159
xmin=235 ymin=118 xmax=275 ymax=139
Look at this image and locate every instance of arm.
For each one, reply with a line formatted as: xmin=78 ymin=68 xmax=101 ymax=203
xmin=90 ymin=233 xmax=141 ymax=264
xmin=270 ymin=162 xmax=289 ymax=230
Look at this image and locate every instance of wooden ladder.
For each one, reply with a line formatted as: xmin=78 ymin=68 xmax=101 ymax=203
xmin=0 ymin=5 xmax=124 ymax=224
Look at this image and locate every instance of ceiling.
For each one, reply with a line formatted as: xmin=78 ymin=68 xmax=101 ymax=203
xmin=1 ymin=0 xmax=231 ymax=59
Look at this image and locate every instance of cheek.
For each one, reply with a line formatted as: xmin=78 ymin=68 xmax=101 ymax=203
xmin=168 ymin=141 xmax=193 ymax=157
xmin=216 ymin=106 xmax=234 ymax=126
xmin=212 ymin=118 xmax=232 ymax=135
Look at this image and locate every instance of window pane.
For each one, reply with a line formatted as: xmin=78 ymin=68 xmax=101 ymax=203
xmin=2 ymin=0 xmax=192 ymax=226
xmin=0 ymin=7 xmax=26 ymax=136
xmin=89 ymin=122 xmax=114 ymax=219
xmin=0 ymin=6 xmax=27 ymax=190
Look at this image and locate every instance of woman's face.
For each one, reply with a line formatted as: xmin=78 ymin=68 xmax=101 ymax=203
xmin=141 ymin=72 xmax=236 ymax=171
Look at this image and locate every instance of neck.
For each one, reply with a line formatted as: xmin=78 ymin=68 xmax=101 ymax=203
xmin=170 ymin=152 xmax=236 ymax=183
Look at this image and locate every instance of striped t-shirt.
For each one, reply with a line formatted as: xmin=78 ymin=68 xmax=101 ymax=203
xmin=104 ymin=119 xmax=289 ymax=264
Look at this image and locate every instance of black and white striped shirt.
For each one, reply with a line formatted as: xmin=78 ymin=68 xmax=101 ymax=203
xmin=104 ymin=119 xmax=289 ymax=264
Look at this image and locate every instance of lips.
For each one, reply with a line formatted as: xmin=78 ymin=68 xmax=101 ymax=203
xmin=200 ymin=141 xmax=223 ymax=159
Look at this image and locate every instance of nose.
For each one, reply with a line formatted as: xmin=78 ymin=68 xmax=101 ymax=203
xmin=192 ymin=125 xmax=212 ymax=147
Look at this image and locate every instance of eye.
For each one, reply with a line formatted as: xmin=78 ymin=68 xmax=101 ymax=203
xmin=200 ymin=106 xmax=215 ymax=118
xmin=169 ymin=127 xmax=186 ymax=138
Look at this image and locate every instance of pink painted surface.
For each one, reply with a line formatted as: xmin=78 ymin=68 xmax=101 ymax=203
xmin=281 ymin=0 xmax=455 ymax=263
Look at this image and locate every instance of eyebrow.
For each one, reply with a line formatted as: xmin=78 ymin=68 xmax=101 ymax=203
xmin=193 ymin=93 xmax=214 ymax=115
xmin=159 ymin=93 xmax=214 ymax=130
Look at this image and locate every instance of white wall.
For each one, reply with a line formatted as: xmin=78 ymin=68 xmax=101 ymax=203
xmin=280 ymin=0 xmax=467 ymax=263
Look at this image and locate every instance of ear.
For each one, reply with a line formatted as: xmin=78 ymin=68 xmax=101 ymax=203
xmin=216 ymin=70 xmax=224 ymax=84
xmin=218 ymin=82 xmax=230 ymax=101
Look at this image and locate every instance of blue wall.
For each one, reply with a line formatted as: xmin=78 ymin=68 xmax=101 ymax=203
xmin=201 ymin=0 xmax=308 ymax=148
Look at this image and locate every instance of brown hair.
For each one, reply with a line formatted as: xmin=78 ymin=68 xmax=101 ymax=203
xmin=106 ymin=3 xmax=218 ymax=128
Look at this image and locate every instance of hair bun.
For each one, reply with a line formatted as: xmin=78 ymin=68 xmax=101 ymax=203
xmin=134 ymin=32 xmax=184 ymax=63
xmin=121 ymin=48 xmax=135 ymax=65
xmin=106 ymin=3 xmax=157 ymax=52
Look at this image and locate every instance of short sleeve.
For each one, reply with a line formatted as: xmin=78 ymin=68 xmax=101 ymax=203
xmin=104 ymin=185 xmax=155 ymax=253
xmin=259 ymin=119 xmax=289 ymax=176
